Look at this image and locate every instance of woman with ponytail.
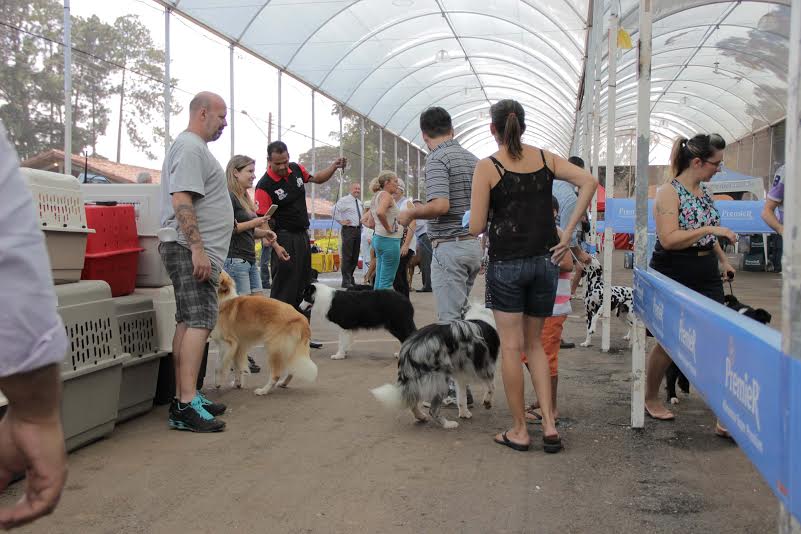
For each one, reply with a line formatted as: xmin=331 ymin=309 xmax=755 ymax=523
xmin=645 ymin=134 xmax=736 ymax=438
xmin=469 ymin=99 xmax=597 ymax=453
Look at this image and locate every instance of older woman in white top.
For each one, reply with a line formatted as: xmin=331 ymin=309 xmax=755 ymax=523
xmin=370 ymin=171 xmax=403 ymax=289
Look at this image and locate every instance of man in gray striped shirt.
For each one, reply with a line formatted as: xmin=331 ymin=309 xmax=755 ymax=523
xmin=399 ymin=107 xmax=482 ymax=322
xmin=399 ymin=107 xmax=482 ymax=407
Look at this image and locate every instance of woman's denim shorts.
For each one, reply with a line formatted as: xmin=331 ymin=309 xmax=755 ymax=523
xmin=486 ymin=254 xmax=559 ymax=317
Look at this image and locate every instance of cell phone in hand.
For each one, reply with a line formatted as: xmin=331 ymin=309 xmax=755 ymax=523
xmin=266 ymin=204 xmax=278 ymax=217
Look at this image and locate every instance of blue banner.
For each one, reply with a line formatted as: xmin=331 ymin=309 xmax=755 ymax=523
xmin=604 ymin=199 xmax=774 ymax=234
xmin=789 ymin=357 xmax=801 ymax=520
xmin=633 ymin=268 xmax=795 ymax=517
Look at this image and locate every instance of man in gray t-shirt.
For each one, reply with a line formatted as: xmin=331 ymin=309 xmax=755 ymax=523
xmin=159 ymin=91 xmax=233 ymax=433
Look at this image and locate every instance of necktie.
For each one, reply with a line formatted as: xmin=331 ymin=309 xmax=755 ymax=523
xmin=355 ymin=197 xmax=362 ymax=228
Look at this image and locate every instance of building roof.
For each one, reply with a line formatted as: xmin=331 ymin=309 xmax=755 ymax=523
xmin=20 ymin=149 xmax=162 ymax=184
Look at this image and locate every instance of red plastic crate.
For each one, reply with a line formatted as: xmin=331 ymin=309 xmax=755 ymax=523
xmin=82 ymin=204 xmax=143 ymax=296
xmin=84 ymin=204 xmax=140 ymax=254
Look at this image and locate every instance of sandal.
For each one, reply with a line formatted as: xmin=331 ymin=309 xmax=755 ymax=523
xmin=644 ymin=406 xmax=675 ymax=421
xmin=543 ymin=434 xmax=563 ymax=454
xmin=494 ymin=431 xmax=530 ymax=452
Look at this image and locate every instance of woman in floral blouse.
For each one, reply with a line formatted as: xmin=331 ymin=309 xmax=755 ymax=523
xmin=644 ymin=134 xmax=737 ymax=437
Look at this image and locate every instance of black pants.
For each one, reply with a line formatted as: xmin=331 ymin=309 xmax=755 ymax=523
xmin=417 ymin=233 xmax=432 ymax=290
xmin=260 ymin=244 xmax=271 ymax=289
xmin=340 ymin=225 xmax=361 ymax=284
xmin=271 ymin=229 xmax=312 ymax=317
xmin=393 ymin=250 xmax=414 ymax=298
xmin=768 ymin=233 xmax=783 ymax=272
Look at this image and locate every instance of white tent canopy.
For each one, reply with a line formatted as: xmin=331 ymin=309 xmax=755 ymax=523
xmin=156 ymin=0 xmax=790 ymax=158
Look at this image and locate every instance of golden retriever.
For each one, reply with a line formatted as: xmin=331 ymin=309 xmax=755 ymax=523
xmin=211 ymin=272 xmax=318 ymax=395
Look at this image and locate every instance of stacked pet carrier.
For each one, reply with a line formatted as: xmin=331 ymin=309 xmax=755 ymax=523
xmin=17 ymin=170 xmax=169 ymax=452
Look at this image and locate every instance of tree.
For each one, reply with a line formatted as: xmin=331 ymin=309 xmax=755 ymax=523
xmin=0 ymin=0 xmax=179 ymax=162
xmin=0 ymin=0 xmax=65 ymax=159
xmin=110 ymin=15 xmax=179 ymax=162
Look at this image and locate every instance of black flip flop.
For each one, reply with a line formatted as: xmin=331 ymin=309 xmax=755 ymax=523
xmin=543 ymin=434 xmax=563 ymax=453
xmin=494 ymin=431 xmax=530 ymax=452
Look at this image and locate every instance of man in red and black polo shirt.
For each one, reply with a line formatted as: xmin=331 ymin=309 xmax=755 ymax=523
xmin=255 ymin=141 xmax=346 ymax=347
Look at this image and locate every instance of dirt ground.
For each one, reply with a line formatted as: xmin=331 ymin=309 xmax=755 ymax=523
xmin=1 ymin=251 xmax=783 ymax=533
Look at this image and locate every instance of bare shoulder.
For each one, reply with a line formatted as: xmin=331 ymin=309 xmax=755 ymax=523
xmin=474 ymin=157 xmax=496 ymax=181
xmin=654 ymin=184 xmax=679 ymax=214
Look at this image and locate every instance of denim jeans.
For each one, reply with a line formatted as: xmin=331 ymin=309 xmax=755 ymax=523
xmin=223 ymin=257 xmax=262 ymax=295
xmin=486 ymin=254 xmax=558 ymax=317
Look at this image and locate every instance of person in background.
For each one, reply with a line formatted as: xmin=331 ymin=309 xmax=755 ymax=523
xmin=370 ymin=171 xmax=403 ymax=289
xmin=137 ymin=171 xmax=153 ymax=184
xmin=160 ymin=91 xmax=233 ymax=433
xmin=761 ymin=163 xmax=784 ymax=272
xmin=469 ymin=99 xmax=596 ymax=453
xmin=0 ymin=120 xmax=69 ymax=530
xmin=254 ymin=141 xmax=346 ymax=349
xmin=224 ymin=154 xmax=289 ymax=373
xmin=562 ymin=156 xmax=593 ymax=301
xmin=392 ymin=179 xmax=416 ymax=297
xmin=333 ymin=182 xmax=364 ymax=288
xmin=524 ymin=195 xmax=573 ymax=424
xmin=645 ymin=133 xmax=736 ymax=440
xmin=553 ymin=155 xmax=589 ymax=347
xmin=412 ymin=199 xmax=432 ymax=292
xmin=359 ymin=201 xmax=374 ymax=280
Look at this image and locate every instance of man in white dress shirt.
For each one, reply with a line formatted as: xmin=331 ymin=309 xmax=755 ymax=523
xmin=333 ymin=182 xmax=363 ymax=288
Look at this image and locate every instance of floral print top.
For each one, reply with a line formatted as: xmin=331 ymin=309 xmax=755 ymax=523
xmin=672 ymin=179 xmax=720 ymax=248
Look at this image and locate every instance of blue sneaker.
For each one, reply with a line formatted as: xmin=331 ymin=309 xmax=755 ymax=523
xmin=168 ymin=395 xmax=225 ymax=432
xmin=196 ymin=390 xmax=226 ymax=417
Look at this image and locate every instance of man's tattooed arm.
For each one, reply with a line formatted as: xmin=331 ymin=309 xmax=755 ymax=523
xmin=172 ymin=193 xmax=204 ymax=249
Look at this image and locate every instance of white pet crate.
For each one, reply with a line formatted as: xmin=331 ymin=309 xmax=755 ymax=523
xmin=21 ymin=168 xmax=94 ymax=284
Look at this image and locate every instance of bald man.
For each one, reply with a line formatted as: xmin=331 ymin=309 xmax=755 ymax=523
xmin=159 ymin=91 xmax=234 ymax=433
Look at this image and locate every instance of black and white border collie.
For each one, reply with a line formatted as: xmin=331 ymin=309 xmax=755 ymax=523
xmin=665 ymin=293 xmax=772 ymax=404
xmin=299 ymin=283 xmax=416 ymax=360
xmin=371 ymin=303 xmax=500 ymax=429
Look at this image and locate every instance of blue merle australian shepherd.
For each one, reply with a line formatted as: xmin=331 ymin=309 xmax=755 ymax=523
xmin=371 ymin=303 xmax=500 ymax=429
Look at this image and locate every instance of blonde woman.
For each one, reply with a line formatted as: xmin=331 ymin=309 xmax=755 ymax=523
xmin=225 ymin=156 xmax=290 ymax=373
xmin=225 ymin=155 xmax=287 ymax=296
xmin=371 ymin=171 xmax=403 ymax=289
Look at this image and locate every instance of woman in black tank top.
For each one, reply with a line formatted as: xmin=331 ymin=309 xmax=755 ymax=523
xmin=468 ymin=99 xmax=597 ymax=453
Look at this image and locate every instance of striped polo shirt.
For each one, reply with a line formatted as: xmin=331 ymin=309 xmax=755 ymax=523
xmin=424 ymin=139 xmax=478 ymax=240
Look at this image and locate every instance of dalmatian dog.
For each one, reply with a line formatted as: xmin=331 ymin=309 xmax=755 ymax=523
xmin=580 ymin=257 xmax=633 ymax=347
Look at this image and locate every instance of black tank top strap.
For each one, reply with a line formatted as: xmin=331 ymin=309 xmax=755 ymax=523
xmin=488 ymin=156 xmax=506 ymax=178
xmin=540 ymin=149 xmax=549 ymax=173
